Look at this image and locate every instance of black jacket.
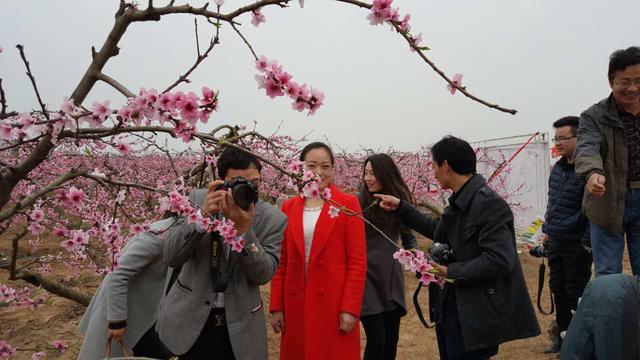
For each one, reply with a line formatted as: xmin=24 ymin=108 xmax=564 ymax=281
xmin=395 ymin=174 xmax=540 ymax=351
xmin=542 ymin=157 xmax=590 ymax=254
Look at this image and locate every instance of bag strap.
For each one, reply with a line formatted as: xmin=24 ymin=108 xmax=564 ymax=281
xmin=622 ymin=276 xmax=639 ymax=360
xmin=536 ymin=259 xmax=554 ymax=315
xmin=103 ymin=338 xmax=132 ymax=359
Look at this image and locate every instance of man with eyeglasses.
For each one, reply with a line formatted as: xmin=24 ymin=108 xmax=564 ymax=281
xmin=541 ymin=116 xmax=592 ymax=354
xmin=575 ymin=46 xmax=640 ymax=277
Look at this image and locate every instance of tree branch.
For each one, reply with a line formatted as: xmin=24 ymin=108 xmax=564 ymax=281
xmin=13 ymin=269 xmax=92 ymax=306
xmin=230 ymin=22 xmax=259 ymax=61
xmin=0 ymin=79 xmax=18 ymax=120
xmin=16 ymin=45 xmax=50 ymax=120
xmin=95 ymin=72 xmax=136 ymax=98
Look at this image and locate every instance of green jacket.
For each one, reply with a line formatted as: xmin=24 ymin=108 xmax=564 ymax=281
xmin=575 ymin=94 xmax=629 ymax=233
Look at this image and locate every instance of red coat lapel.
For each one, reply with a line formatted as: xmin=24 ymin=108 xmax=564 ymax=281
xmin=289 ymin=195 xmax=306 ymax=259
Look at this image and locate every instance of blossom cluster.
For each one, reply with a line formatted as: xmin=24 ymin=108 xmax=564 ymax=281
xmin=393 ymin=248 xmax=444 ymax=287
xmin=367 ymin=0 xmax=424 ymax=51
xmin=158 ymin=189 xmax=247 ymax=253
xmin=255 ymin=56 xmax=324 ymax=115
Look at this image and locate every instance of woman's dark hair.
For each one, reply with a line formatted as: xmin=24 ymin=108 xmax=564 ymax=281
xmin=299 ymin=142 xmax=334 ymax=165
xmin=217 ymin=147 xmax=262 ymax=179
xmin=431 ymin=136 xmax=476 ymax=175
xmin=608 ymin=46 xmax=640 ymax=82
xmin=359 ymin=153 xmax=413 ymax=224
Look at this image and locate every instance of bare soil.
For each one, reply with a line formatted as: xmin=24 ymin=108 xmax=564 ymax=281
xmin=0 ymin=234 xmax=630 ymax=359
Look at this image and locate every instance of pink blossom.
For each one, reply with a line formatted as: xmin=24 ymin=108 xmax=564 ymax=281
xmin=115 ymin=189 xmax=126 ymax=204
xmin=30 ymin=208 xmax=44 ymax=222
xmin=285 ymin=81 xmax=301 ymax=99
xmin=60 ymin=98 xmax=77 ymax=114
xmin=0 ymin=285 xmax=17 ymax=303
xmin=231 ymin=237 xmax=245 ymax=252
xmin=71 ymin=230 xmax=89 ymax=246
xmin=399 ymin=14 xmax=411 ymax=32
xmin=0 ymin=340 xmax=16 ymax=358
xmin=0 ymin=124 xmax=19 ymax=141
xmin=131 ymin=224 xmax=145 ymax=235
xmin=321 ymin=188 xmax=332 ymax=200
xmin=156 ymin=92 xmax=174 ymax=110
xmin=328 ymin=206 xmax=340 ymax=219
xmin=287 ymin=160 xmax=304 ymax=173
xmin=91 ymin=100 xmax=111 ymax=121
xmin=27 ymin=222 xmax=44 ymax=236
xmin=31 ymin=352 xmax=46 ymax=360
xmin=255 ymin=56 xmax=269 ymax=72
xmin=66 ymin=187 xmax=85 ymax=207
xmin=447 ymin=73 xmax=464 ymax=95
xmin=53 ymin=227 xmax=69 ymax=237
xmin=264 ymin=79 xmax=284 ymax=98
xmin=307 ymin=87 xmax=325 ymax=115
xmin=51 ymin=340 xmax=68 ymax=354
xmin=115 ymin=141 xmax=132 ymax=155
xmin=251 ymin=9 xmax=266 ymax=27
xmin=18 ymin=114 xmax=36 ymax=129
xmin=409 ymin=33 xmax=422 ymax=52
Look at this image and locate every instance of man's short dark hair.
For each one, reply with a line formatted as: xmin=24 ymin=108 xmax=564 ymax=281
xmin=431 ymin=136 xmax=476 ymax=175
xmin=217 ymin=147 xmax=262 ymax=179
xmin=608 ymin=46 xmax=640 ymax=82
xmin=553 ymin=116 xmax=579 ymax=136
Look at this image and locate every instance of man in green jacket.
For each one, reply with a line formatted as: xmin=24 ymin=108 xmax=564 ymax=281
xmin=574 ymin=46 xmax=640 ymax=276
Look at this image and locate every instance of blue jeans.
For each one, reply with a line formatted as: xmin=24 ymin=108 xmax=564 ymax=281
xmin=591 ymin=188 xmax=640 ymax=276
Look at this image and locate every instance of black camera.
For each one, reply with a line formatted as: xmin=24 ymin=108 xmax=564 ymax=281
xmin=529 ymin=243 xmax=548 ymax=258
xmin=217 ymin=177 xmax=259 ymax=211
xmin=429 ymin=242 xmax=454 ymax=265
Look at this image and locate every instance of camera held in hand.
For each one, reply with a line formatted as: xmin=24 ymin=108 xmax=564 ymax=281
xmin=429 ymin=242 xmax=454 ymax=265
xmin=529 ymin=242 xmax=548 ymax=258
xmin=216 ymin=177 xmax=259 ymax=211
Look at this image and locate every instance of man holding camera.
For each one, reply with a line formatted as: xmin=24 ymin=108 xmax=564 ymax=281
xmin=376 ymin=136 xmax=540 ymax=359
xmin=156 ymin=148 xmax=287 ymax=359
xmin=540 ymin=116 xmax=592 ymax=353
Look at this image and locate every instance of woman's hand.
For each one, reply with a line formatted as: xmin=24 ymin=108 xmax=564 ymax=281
xmin=338 ymin=312 xmax=357 ymax=333
xmin=271 ymin=311 xmax=284 ymax=334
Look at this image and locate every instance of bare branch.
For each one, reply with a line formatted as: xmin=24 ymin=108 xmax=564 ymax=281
xmin=0 ymin=79 xmax=18 ymax=120
xmin=163 ymin=31 xmax=220 ymax=93
xmin=16 ymin=45 xmax=50 ymax=120
xmin=95 ymin=72 xmax=136 ymax=98
xmin=12 ymin=269 xmax=91 ymax=306
xmin=230 ymin=22 xmax=259 ymax=61
xmin=194 ymin=18 xmax=201 ymax=57
xmin=334 ymin=0 xmax=517 ymax=115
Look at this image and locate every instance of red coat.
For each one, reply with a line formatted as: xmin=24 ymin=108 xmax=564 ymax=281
xmin=270 ymin=184 xmax=367 ymax=360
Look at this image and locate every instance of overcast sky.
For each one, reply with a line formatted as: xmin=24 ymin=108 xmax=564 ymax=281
xmin=1 ymin=0 xmax=639 ymax=151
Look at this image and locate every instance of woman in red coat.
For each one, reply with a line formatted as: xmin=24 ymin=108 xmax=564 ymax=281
xmin=270 ymin=142 xmax=367 ymax=360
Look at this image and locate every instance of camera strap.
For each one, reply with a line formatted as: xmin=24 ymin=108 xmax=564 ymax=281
xmin=413 ymin=282 xmax=436 ymax=329
xmin=536 ymin=258 xmax=554 ymax=315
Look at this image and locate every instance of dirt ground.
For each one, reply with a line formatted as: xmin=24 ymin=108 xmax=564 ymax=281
xmin=0 ymin=234 xmax=630 ymax=359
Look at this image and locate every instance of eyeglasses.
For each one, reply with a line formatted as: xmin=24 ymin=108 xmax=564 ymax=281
xmin=613 ymin=78 xmax=640 ymax=88
xmin=552 ymin=136 xmax=576 ymax=143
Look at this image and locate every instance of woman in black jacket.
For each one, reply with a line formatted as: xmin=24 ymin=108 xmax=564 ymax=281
xmin=359 ymin=153 xmax=417 ymax=360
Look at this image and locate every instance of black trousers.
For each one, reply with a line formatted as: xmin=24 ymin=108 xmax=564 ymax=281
xmin=181 ymin=308 xmax=236 ymax=360
xmin=548 ymin=249 xmax=593 ymax=331
xmin=435 ymin=297 xmax=498 ymax=360
xmin=132 ymin=324 xmax=174 ymax=359
xmin=361 ymin=308 xmax=403 ymax=360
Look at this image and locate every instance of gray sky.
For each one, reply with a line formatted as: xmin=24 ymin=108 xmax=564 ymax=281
xmin=1 ymin=0 xmax=639 ymax=150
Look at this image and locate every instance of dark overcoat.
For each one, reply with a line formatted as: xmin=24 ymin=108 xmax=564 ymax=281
xmin=395 ymin=174 xmax=541 ymax=351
